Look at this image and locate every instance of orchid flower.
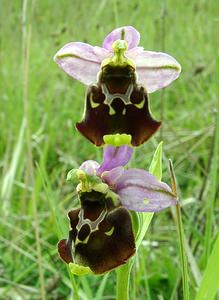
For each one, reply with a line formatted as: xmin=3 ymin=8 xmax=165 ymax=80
xmin=54 ymin=26 xmax=181 ymax=147
xmin=58 ymin=145 xmax=177 ymax=275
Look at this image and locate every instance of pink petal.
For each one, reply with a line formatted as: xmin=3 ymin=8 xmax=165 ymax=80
xmin=79 ymin=160 xmax=100 ymax=175
xmin=103 ymin=26 xmax=140 ymax=50
xmin=97 ymin=145 xmax=133 ymax=175
xmin=101 ymin=167 xmax=125 ymax=187
xmin=133 ymin=50 xmax=181 ymax=93
xmin=54 ymin=42 xmax=108 ymax=85
xmin=125 ymin=46 xmax=144 ymax=59
xmin=118 ymin=186 xmax=177 ymax=212
xmin=93 ymin=46 xmax=111 ymax=61
xmin=115 ymin=168 xmax=177 ymax=212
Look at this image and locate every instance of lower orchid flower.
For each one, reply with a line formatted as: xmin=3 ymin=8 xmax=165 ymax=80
xmin=58 ymin=145 xmax=177 ymax=275
xmin=54 ymin=26 xmax=181 ymax=147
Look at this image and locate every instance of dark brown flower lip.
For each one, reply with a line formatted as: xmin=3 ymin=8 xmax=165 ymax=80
xmin=76 ymin=81 xmax=161 ymax=147
xmin=58 ymin=190 xmax=136 ymax=274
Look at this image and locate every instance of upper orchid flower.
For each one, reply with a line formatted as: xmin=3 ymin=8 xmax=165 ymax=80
xmin=58 ymin=145 xmax=177 ymax=275
xmin=54 ymin=26 xmax=181 ymax=146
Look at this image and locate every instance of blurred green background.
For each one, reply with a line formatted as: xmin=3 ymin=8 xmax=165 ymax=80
xmin=1 ymin=0 xmax=219 ymax=299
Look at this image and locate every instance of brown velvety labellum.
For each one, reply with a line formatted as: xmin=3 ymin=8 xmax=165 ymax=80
xmin=58 ymin=191 xmax=136 ymax=274
xmin=76 ymin=65 xmax=161 ymax=146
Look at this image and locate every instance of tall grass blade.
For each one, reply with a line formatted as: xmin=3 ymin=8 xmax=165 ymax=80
xmin=195 ymin=233 xmax=219 ymax=300
xmin=204 ymin=111 xmax=219 ymax=264
xmin=95 ymin=273 xmax=109 ymax=300
xmin=1 ymin=119 xmax=25 ymax=215
xmin=169 ymin=160 xmax=190 ymax=300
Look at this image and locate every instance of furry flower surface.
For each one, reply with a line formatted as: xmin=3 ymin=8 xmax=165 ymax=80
xmin=58 ymin=146 xmax=177 ymax=274
xmin=54 ymin=26 xmax=181 ymax=147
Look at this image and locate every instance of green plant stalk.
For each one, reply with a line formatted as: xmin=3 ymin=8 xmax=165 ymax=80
xmin=116 ymin=143 xmax=163 ymax=299
xmin=176 ymin=203 xmax=190 ymax=300
xmin=68 ymin=269 xmax=80 ymax=300
xmin=169 ymin=160 xmax=189 ymax=300
xmin=116 ymin=260 xmax=133 ymax=300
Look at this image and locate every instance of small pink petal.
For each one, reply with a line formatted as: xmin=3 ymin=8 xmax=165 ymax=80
xmin=101 ymin=167 xmax=125 ymax=187
xmin=97 ymin=145 xmax=133 ymax=175
xmin=133 ymin=50 xmax=181 ymax=93
xmin=54 ymin=42 xmax=104 ymax=85
xmin=103 ymin=26 xmax=140 ymax=50
xmin=79 ymin=160 xmax=100 ymax=175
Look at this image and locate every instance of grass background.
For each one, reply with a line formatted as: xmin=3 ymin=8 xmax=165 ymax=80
xmin=0 ymin=0 xmax=219 ymax=299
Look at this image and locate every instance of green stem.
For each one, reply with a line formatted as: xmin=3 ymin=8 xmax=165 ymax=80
xmin=68 ymin=268 xmax=79 ymax=300
xmin=169 ymin=160 xmax=190 ymax=300
xmin=176 ymin=202 xmax=190 ymax=300
xmin=116 ymin=261 xmax=133 ymax=300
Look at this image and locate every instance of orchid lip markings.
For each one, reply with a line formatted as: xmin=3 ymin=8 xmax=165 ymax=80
xmin=101 ymin=82 xmax=134 ymax=116
xmin=58 ymin=189 xmax=136 ymax=274
xmin=100 ymin=38 xmax=136 ymax=114
xmin=76 ymin=62 xmax=161 ymax=146
xmin=99 ymin=42 xmax=137 ymax=116
xmin=75 ymin=208 xmax=108 ymax=246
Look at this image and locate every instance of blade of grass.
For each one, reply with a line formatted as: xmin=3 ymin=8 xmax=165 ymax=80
xmin=1 ymin=119 xmax=25 ymax=215
xmin=169 ymin=160 xmax=190 ymax=300
xmin=21 ymin=0 xmax=46 ymax=298
xmin=204 ymin=111 xmax=219 ymax=265
xmin=80 ymin=277 xmax=93 ymax=300
xmin=185 ymin=239 xmax=201 ymax=286
xmin=95 ymin=273 xmax=110 ymax=300
xmin=195 ymin=233 xmax=219 ymax=300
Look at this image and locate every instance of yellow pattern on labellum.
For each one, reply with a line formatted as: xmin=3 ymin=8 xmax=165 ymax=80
xmin=103 ymin=133 xmax=132 ymax=147
xmin=69 ymin=262 xmax=93 ymax=276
